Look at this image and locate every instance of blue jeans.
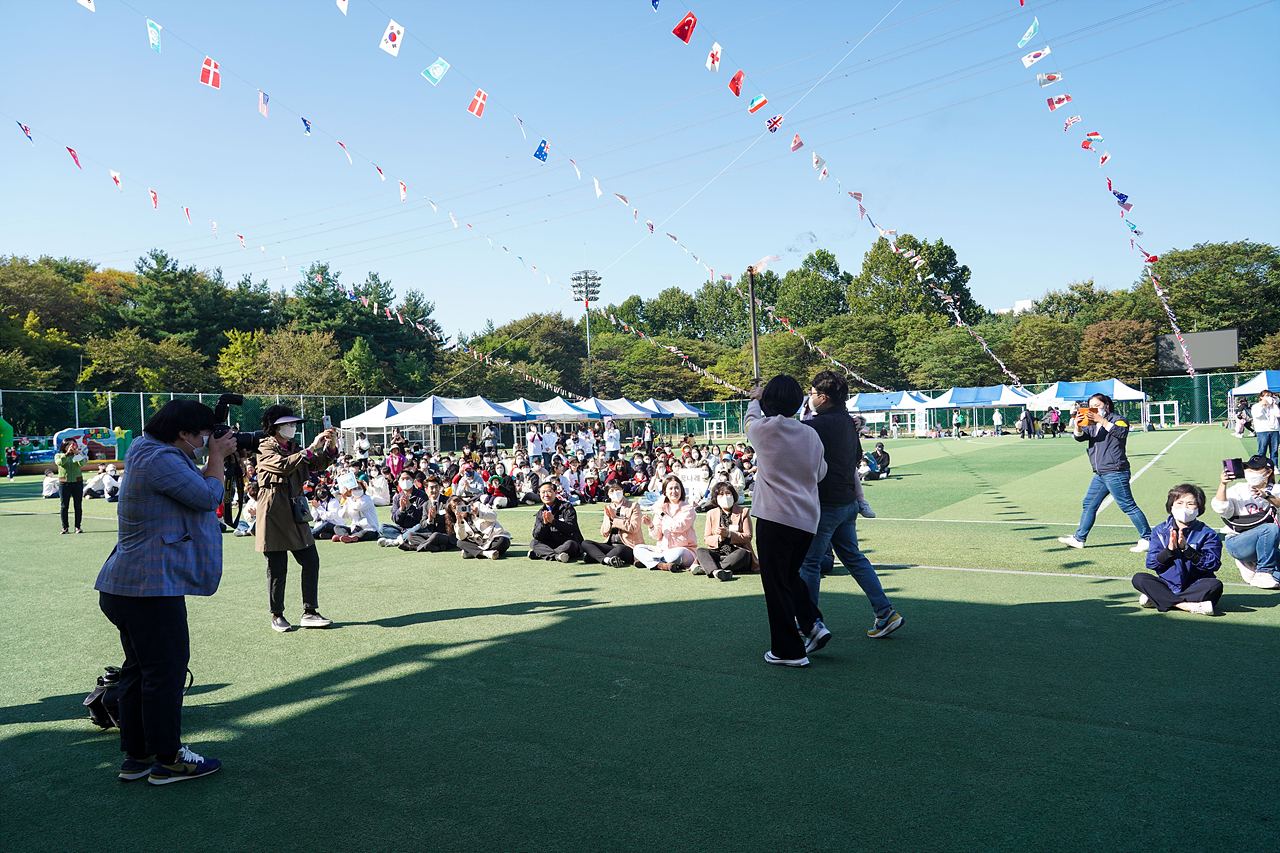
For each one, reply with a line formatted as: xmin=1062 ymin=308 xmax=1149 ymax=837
xmin=1074 ymin=472 xmax=1152 ymax=542
xmin=1258 ymin=431 xmax=1279 ymax=469
xmin=1224 ymin=524 xmax=1280 ymax=573
xmin=798 ymin=501 xmax=893 ymax=618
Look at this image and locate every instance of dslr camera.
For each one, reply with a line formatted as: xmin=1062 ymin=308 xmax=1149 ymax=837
xmin=212 ymin=393 xmax=265 ymax=454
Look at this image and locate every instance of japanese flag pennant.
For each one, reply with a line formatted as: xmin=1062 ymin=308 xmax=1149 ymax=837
xmin=468 ymin=89 xmax=487 ymax=118
xmin=672 ymin=12 xmax=697 ymax=43
xmin=200 ymin=57 xmax=220 ymax=89
xmin=1036 ymin=72 xmax=1063 ymax=88
xmin=380 ymin=20 xmax=404 ymax=56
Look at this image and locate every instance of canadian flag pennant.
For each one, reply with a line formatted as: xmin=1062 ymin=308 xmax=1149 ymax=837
xmin=379 ymin=20 xmax=404 ymax=56
xmin=593 ymin=178 xmax=602 ymax=198
xmin=399 ymin=181 xmax=407 ymax=202
xmin=728 ymin=70 xmax=745 ymax=97
xmin=467 ymin=89 xmax=487 ymax=118
xmin=336 ymin=0 xmax=348 ymax=14
xmin=790 ymin=133 xmax=804 ymax=152
xmin=237 ymin=234 xmax=246 ymax=249
xmin=109 ymin=170 xmax=121 ymax=191
xmin=747 ymin=94 xmax=768 ymax=114
xmin=1046 ymin=93 xmax=1073 ymax=111
xmin=337 ymin=141 xmax=352 ymax=164
xmin=569 ymin=158 xmax=581 ymax=180
xmin=258 ymin=90 xmax=269 ymax=117
xmin=183 ymin=207 xmax=191 ymax=224
xmin=1099 ymin=150 xmax=1111 ymax=167
xmin=849 ymin=191 xmax=863 ymax=201
xmin=149 ymin=189 xmax=158 ymax=210
xmin=812 ymin=152 xmax=825 ymax=171
xmin=672 ymin=11 xmax=697 ymax=43
xmin=614 ymin=193 xmax=629 ymax=206
xmin=200 ymin=57 xmax=221 ymax=89
xmin=374 ymin=164 xmax=385 ymax=181
xmin=706 ymin=42 xmax=721 ymax=72
xmin=66 ymin=147 xmax=82 ymax=169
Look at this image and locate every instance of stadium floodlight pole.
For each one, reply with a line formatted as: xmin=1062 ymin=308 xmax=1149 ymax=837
xmin=571 ymin=270 xmax=602 ymax=398
xmin=747 ymin=268 xmax=761 ymax=386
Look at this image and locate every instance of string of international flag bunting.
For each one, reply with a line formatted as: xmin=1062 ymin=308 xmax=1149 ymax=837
xmin=34 ymin=0 xmax=1194 ymax=394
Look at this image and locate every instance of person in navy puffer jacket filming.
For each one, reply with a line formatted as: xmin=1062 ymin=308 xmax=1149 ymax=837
xmin=1132 ymin=483 xmax=1223 ymax=616
xmin=94 ymin=399 xmax=237 ymax=786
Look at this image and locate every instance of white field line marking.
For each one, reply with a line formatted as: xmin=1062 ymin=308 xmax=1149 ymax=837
xmin=877 ymin=561 xmax=1254 ymax=587
xmin=1097 ymin=425 xmax=1198 ymax=514
xmin=872 ymin=516 xmax=1132 ymax=528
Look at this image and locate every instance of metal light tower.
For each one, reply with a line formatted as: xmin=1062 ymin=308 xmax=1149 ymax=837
xmin=571 ymin=269 xmax=602 ymax=397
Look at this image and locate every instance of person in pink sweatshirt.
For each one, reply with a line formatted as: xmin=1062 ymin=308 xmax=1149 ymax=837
xmin=633 ymin=475 xmax=697 ymax=571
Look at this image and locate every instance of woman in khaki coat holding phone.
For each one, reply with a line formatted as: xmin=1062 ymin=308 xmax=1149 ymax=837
xmin=255 ymin=405 xmax=336 ymax=633
xmin=694 ymin=481 xmax=756 ymax=581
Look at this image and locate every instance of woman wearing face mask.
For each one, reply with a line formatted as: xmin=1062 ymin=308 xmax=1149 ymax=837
xmin=54 ymin=437 xmax=89 ymax=534
xmin=1132 ymin=484 xmax=1222 ymax=615
xmin=1252 ymin=390 xmax=1279 ymax=468
xmin=256 ymin=405 xmax=337 ymax=633
xmin=633 ymin=475 xmax=697 ymax=572
xmin=378 ymin=475 xmax=428 ymax=547
xmin=447 ymin=496 xmax=510 ymax=559
xmin=694 ymin=482 xmax=755 ymax=581
xmin=582 ymin=482 xmax=645 ymax=567
xmin=1212 ymin=454 xmax=1280 ymax=588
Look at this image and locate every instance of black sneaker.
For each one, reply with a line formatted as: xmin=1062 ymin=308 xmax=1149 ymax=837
xmin=713 ymin=568 xmax=733 ymax=582
xmin=148 ymin=745 xmax=221 ymax=785
xmin=300 ymin=611 xmax=333 ymax=628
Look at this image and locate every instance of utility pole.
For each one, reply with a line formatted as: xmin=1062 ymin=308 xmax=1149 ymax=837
xmin=747 ymin=268 xmax=761 ymax=386
xmin=571 ymin=269 xmax=602 ymax=397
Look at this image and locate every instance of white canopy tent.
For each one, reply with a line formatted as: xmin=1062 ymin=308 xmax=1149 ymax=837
xmin=593 ymin=398 xmax=670 ymax=420
xmin=338 ymin=398 xmax=417 ymax=429
xmin=1028 ymin=379 xmax=1148 ymax=408
xmin=846 ymin=391 xmax=932 ymax=437
xmin=924 ymin=385 xmax=1034 ymax=409
xmin=641 ymin=399 xmax=711 ymax=418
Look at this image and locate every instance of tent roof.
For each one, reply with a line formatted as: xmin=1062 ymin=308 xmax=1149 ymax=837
xmin=446 ymin=396 xmax=528 ymax=422
xmin=1029 ymin=379 xmax=1147 ymax=407
xmin=339 ymin=399 xmax=416 ymax=429
xmin=846 ymin=391 xmax=932 ymax=412
xmin=1231 ymin=371 xmax=1280 ymax=395
xmin=497 ymin=398 xmax=552 ymax=420
xmin=925 ymin=385 xmax=1033 ymax=408
xmin=642 ymin=399 xmax=710 ymax=418
xmin=382 ymin=396 xmax=463 ymax=426
xmin=592 ymin=398 xmax=669 ymax=419
xmin=535 ymin=396 xmax=602 ymax=420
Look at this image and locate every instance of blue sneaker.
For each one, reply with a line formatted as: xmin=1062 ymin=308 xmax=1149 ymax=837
xmin=118 ymin=755 xmax=154 ymax=781
xmin=148 ymin=745 xmax=221 ymax=785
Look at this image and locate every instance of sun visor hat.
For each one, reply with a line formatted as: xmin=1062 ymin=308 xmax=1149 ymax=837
xmin=272 ymin=414 xmax=304 ymax=426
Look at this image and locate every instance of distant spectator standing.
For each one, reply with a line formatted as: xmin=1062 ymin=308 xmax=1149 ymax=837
xmin=604 ymin=421 xmax=622 ymax=461
xmin=992 ymin=409 xmax=1003 ymax=435
xmin=55 ymin=437 xmax=87 ymax=534
xmin=1252 ymin=389 xmax=1279 ymax=468
xmin=5 ymin=445 xmax=18 ymax=480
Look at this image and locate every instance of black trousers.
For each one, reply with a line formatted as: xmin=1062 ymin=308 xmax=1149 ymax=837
xmin=99 ymin=592 xmax=189 ymax=758
xmin=266 ymin=545 xmax=320 ymax=614
xmin=402 ymin=531 xmax=457 ymax=552
xmin=582 ymin=540 xmax=634 ymax=564
xmin=458 ymin=536 xmax=511 ymax=558
xmin=755 ymin=517 xmax=821 ymax=660
xmin=529 ymin=539 xmax=581 ymax=560
xmin=1132 ymin=573 xmax=1223 ymax=612
xmin=695 ymin=546 xmax=753 ymax=575
xmin=60 ymin=481 xmax=83 ymax=529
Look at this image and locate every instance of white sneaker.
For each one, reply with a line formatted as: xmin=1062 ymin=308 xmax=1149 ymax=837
xmin=1138 ymin=594 xmax=1156 ymax=609
xmin=1235 ymin=558 xmax=1258 ymax=583
xmin=1249 ymin=572 xmax=1280 ymax=590
xmin=1129 ymin=538 xmax=1151 ymax=553
xmin=764 ymin=651 xmax=810 ymax=667
xmin=482 ymin=549 xmax=498 ymax=560
xmin=377 ymin=537 xmax=395 ymax=547
xmin=857 ymin=500 xmax=876 ymax=519
xmin=1185 ymin=600 xmax=1214 ymax=616
xmin=1057 ymin=536 xmax=1085 ymax=549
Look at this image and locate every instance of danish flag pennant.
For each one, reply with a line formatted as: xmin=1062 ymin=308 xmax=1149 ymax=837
xmin=467 ymin=89 xmax=487 ymax=118
xmin=199 ymin=57 xmax=221 ymax=89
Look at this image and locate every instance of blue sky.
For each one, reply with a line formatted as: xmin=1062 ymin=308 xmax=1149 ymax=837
xmin=2 ymin=0 xmax=1276 ymax=341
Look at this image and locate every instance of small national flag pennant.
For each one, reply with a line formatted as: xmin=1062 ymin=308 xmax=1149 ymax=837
xmin=183 ymin=207 xmax=190 ymax=223
xmin=200 ymin=57 xmax=221 ymax=89
xmin=849 ymin=191 xmax=863 ymax=201
xmin=337 ymin=141 xmax=352 ymax=163
xmin=748 ymin=94 xmax=768 ymax=114
xmin=110 ymin=170 xmax=121 ymax=190
xmin=766 ymin=115 xmax=783 ymax=133
xmin=380 ymin=20 xmax=404 ymax=56
xmin=468 ymin=89 xmax=487 ymax=118
xmin=237 ymin=234 xmax=246 ymax=249
xmin=812 ymin=153 xmax=825 ymax=172
xmin=1021 ymin=46 xmax=1050 ymax=68
xmin=790 ymin=133 xmax=804 ymax=152
xmin=706 ymin=42 xmax=721 ymax=72
xmin=728 ymin=70 xmax=744 ymax=97
xmin=646 ymin=220 xmax=654 ymax=233
xmin=614 ymin=193 xmax=629 ymax=206
xmin=569 ymin=159 xmax=581 ymax=179
xmin=147 ymin=19 xmax=162 ymax=52
xmin=77 ymin=0 xmax=95 ymax=10
xmin=818 ymin=167 xmax=828 ymax=181
xmin=1063 ymin=114 xmax=1081 ymax=131
xmin=301 ymin=117 xmax=311 ymax=136
xmin=16 ymin=122 xmax=33 ymax=145
xmin=1036 ymin=72 xmax=1063 ymax=88
xmin=1017 ymin=17 xmax=1039 ymax=49
xmin=422 ymin=57 xmax=449 ymax=86
xmin=399 ymin=181 xmax=407 ymax=202
xmin=66 ymin=147 xmax=82 ymax=169
xmin=1086 ymin=131 xmax=1104 ymax=143
xmin=258 ymin=90 xmax=269 ymax=117
xmin=1099 ymin=150 xmax=1111 ymax=167
xmin=149 ymin=189 xmax=158 ymax=210
xmin=1046 ymin=93 xmax=1072 ymax=111
xmin=672 ymin=12 xmax=697 ymax=44
xmin=533 ymin=139 xmax=549 ymax=162
xmin=211 ymin=221 xmax=217 ymax=237
xmin=336 ymin=0 xmax=348 ymax=14
xmin=374 ymin=164 xmax=385 ymax=181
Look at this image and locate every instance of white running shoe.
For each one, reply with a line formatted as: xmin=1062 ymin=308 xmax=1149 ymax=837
xmin=1249 ymin=572 xmax=1280 ymax=590
xmin=1138 ymin=594 xmax=1156 ymax=609
xmin=1235 ymin=558 xmax=1258 ymax=583
xmin=1057 ymin=536 xmax=1085 ymax=549
xmin=1129 ymin=538 xmax=1151 ymax=553
xmin=764 ymin=651 xmax=810 ymax=667
xmin=1185 ymin=600 xmax=1214 ymax=616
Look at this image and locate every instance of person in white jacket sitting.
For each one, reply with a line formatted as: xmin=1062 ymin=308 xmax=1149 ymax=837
xmin=333 ymin=473 xmax=379 ymax=543
xmin=367 ymin=467 xmax=391 ymax=507
xmin=41 ymin=468 xmax=60 ymax=498
xmin=83 ymin=464 xmax=120 ymax=500
xmin=1213 ymin=454 xmax=1280 ymax=588
xmin=447 ymin=497 xmax=510 ymax=559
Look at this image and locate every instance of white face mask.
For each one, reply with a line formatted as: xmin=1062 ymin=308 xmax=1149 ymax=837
xmin=399 ymin=481 xmax=413 ymax=492
xmin=185 ymin=433 xmax=209 ymax=461
xmin=351 ymin=489 xmax=364 ymax=498
xmin=717 ymin=495 xmax=734 ymax=510
xmin=278 ymin=424 xmax=298 ymax=440
xmin=1171 ymin=505 xmax=1198 ymax=524
xmin=609 ymin=490 xmax=624 ymax=504
xmin=1245 ymin=470 xmax=1269 ymax=487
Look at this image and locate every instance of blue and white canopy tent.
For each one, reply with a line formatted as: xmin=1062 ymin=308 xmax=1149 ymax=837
xmin=641 ymin=399 xmax=711 ymax=418
xmin=1028 ymin=379 xmax=1148 ymax=408
xmin=593 ymin=398 xmax=670 ymax=420
xmin=924 ymin=385 xmax=1035 ymax=408
xmin=846 ymin=390 xmax=932 ymax=437
xmin=338 ymin=398 xmax=419 ymax=455
xmin=1231 ymin=371 xmax=1280 ymax=395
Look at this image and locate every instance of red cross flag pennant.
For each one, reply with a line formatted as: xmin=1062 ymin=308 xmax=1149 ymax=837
xmin=706 ymin=42 xmax=721 ymax=72
xmin=110 ymin=169 xmax=121 ymax=190
xmin=200 ymin=57 xmax=220 ymax=89
xmin=468 ymin=89 xmax=487 ymax=118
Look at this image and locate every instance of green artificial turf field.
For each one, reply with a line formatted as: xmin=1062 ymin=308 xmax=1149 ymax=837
xmin=3 ymin=425 xmax=1277 ymax=852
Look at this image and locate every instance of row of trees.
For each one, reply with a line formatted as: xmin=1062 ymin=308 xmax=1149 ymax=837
xmin=1 ymin=239 xmax=1277 ymax=400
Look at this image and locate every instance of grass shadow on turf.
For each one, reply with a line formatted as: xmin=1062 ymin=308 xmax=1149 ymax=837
xmin=9 ymin=585 xmax=1280 ymax=853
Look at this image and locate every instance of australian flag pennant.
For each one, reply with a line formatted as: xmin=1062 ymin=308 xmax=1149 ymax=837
xmin=533 ymin=139 xmax=549 ymax=162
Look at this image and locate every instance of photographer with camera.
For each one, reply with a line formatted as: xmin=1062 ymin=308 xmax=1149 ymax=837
xmin=255 ymin=405 xmax=337 ymax=633
xmin=94 ymin=399 xmax=236 ymax=784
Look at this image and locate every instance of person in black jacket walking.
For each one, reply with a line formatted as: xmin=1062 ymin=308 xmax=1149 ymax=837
xmin=1058 ymin=393 xmax=1152 ymax=552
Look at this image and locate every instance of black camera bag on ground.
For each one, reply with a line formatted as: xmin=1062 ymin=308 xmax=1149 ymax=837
xmin=84 ymin=666 xmax=195 ymax=729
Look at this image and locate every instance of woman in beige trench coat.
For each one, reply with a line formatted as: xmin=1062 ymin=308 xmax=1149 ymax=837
xmin=255 ymin=405 xmax=337 ymax=633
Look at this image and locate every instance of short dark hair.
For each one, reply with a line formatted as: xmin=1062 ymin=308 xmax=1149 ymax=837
xmin=760 ymin=374 xmax=804 ymax=418
xmin=812 ymin=370 xmax=849 ymax=404
xmin=1165 ymin=483 xmax=1206 ymax=515
xmin=424 ymin=475 xmax=442 ymax=487
xmin=261 ymin=404 xmax=296 ymax=436
xmin=145 ymin=399 xmax=217 ymax=443
xmin=711 ymin=481 xmax=738 ymax=503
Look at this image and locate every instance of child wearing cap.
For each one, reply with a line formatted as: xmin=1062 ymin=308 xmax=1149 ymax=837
xmin=1213 ymin=454 xmax=1280 ymax=588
